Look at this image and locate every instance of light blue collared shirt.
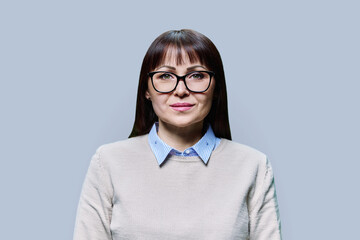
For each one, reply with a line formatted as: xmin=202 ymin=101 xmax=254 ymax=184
xmin=148 ymin=123 xmax=221 ymax=166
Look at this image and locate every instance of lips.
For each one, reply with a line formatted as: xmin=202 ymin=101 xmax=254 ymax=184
xmin=170 ymin=102 xmax=195 ymax=112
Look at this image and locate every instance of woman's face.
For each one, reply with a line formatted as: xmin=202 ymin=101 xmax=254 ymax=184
xmin=145 ymin=50 xmax=215 ymax=130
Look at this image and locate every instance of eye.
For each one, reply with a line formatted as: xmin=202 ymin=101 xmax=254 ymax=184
xmin=159 ymin=73 xmax=174 ymax=80
xmin=188 ymin=72 xmax=205 ymax=80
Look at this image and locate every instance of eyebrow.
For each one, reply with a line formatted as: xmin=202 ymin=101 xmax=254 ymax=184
xmin=156 ymin=65 xmax=176 ymax=70
xmin=155 ymin=65 xmax=207 ymax=71
xmin=187 ymin=65 xmax=207 ymax=71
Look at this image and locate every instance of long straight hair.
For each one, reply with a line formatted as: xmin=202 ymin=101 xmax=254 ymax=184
xmin=129 ymin=29 xmax=231 ymax=140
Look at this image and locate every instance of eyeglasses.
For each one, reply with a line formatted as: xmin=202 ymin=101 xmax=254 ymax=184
xmin=148 ymin=71 xmax=215 ymax=93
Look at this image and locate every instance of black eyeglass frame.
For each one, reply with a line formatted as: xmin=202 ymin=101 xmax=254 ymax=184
xmin=147 ymin=70 xmax=215 ymax=93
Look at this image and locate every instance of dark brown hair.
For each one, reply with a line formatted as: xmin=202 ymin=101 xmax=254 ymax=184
xmin=129 ymin=29 xmax=231 ymax=140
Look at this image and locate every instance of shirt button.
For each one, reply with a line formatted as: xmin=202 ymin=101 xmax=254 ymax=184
xmin=185 ymin=149 xmax=190 ymax=154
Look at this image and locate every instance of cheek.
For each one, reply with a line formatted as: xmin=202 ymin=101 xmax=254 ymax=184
xmin=196 ymin=94 xmax=214 ymax=118
xmin=150 ymin=95 xmax=168 ymax=115
xmin=204 ymin=97 xmax=213 ymax=114
xmin=200 ymin=90 xmax=215 ymax=116
xmin=147 ymin=82 xmax=165 ymax=111
xmin=204 ymin=88 xmax=215 ymax=108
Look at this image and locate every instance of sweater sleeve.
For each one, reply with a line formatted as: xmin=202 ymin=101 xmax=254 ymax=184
xmin=248 ymin=158 xmax=282 ymax=240
xmin=73 ymin=147 xmax=113 ymax=240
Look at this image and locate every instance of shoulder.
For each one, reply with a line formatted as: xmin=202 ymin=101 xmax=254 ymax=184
xmin=213 ymin=139 xmax=268 ymax=168
xmin=216 ymin=139 xmax=266 ymax=160
xmin=93 ymin=135 xmax=151 ymax=167
xmin=97 ymin=134 xmax=149 ymax=154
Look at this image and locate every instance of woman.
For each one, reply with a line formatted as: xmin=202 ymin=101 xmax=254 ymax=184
xmin=74 ymin=29 xmax=282 ymax=239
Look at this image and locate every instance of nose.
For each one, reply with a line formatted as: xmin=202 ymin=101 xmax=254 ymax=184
xmin=173 ymin=79 xmax=190 ymax=97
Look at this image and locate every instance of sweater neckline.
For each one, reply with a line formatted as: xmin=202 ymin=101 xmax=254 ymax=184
xmin=164 ymin=138 xmax=229 ymax=163
xmin=142 ymin=134 xmax=230 ymax=165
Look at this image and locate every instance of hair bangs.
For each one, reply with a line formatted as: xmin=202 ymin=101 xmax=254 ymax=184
xmin=151 ymin=42 xmax=204 ymax=71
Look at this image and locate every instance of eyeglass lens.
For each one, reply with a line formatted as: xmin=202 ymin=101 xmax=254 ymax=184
xmin=152 ymin=71 xmax=211 ymax=92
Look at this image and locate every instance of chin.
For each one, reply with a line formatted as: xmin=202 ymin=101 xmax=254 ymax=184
xmin=172 ymin=122 xmax=194 ymax=128
xmin=163 ymin=118 xmax=204 ymax=129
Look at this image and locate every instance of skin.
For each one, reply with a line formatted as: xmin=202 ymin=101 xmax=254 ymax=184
xmin=145 ymin=49 xmax=215 ymax=151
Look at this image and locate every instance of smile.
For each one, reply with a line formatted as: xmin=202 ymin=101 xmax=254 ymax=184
xmin=170 ymin=102 xmax=195 ymax=112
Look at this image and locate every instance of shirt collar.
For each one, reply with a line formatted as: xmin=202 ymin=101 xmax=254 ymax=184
xmin=148 ymin=123 xmax=217 ymax=166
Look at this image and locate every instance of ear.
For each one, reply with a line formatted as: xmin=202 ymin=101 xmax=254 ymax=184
xmin=145 ymin=90 xmax=151 ymax=100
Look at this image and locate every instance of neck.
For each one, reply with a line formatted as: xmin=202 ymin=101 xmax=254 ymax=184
xmin=157 ymin=121 xmax=205 ymax=152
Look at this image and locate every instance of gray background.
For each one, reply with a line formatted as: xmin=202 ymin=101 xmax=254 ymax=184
xmin=1 ymin=0 xmax=359 ymax=239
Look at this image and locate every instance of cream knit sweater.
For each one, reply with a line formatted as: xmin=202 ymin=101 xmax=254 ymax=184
xmin=74 ymin=135 xmax=282 ymax=239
